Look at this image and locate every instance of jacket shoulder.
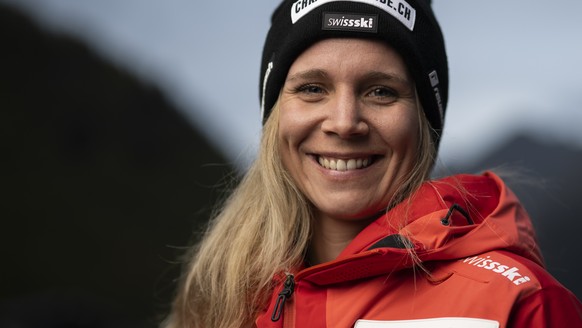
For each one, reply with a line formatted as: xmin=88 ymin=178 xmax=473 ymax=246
xmin=448 ymin=250 xmax=556 ymax=292
xmin=431 ymin=250 xmax=582 ymax=325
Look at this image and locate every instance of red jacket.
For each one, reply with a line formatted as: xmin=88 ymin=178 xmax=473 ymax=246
xmin=256 ymin=172 xmax=582 ymax=327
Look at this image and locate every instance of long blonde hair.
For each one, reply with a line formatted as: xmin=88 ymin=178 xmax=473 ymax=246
xmin=163 ymin=96 xmax=436 ymax=328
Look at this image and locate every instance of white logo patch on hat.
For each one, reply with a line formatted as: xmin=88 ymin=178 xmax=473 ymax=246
xmin=428 ymin=70 xmax=444 ymax=124
xmin=322 ymin=13 xmax=378 ymax=33
xmin=291 ymin=0 xmax=416 ymax=31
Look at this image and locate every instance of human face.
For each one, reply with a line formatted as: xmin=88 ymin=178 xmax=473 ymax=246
xmin=278 ymin=38 xmax=420 ymax=222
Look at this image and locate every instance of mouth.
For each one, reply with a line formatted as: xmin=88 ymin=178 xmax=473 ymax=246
xmin=316 ymin=155 xmax=376 ymax=171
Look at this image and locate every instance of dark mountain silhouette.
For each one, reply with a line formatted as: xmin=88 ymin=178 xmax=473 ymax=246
xmin=445 ymin=133 xmax=582 ymax=299
xmin=0 ymin=4 xmax=233 ymax=327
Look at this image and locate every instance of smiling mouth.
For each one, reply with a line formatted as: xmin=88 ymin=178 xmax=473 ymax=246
xmin=317 ymin=156 xmax=375 ymax=171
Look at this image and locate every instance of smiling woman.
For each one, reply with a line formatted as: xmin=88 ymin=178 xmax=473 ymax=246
xmin=278 ymin=39 xmax=427 ymax=263
xmin=163 ymin=0 xmax=582 ymax=327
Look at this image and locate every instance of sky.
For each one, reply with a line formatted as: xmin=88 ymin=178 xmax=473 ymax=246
xmin=4 ymin=0 xmax=582 ymax=169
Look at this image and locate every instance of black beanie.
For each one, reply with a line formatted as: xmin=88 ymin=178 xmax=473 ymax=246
xmin=260 ymin=0 xmax=448 ymax=146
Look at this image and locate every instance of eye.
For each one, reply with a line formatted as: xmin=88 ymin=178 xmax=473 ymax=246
xmin=297 ymin=84 xmax=324 ymax=95
xmin=293 ymin=83 xmax=327 ymax=102
xmin=367 ymin=87 xmax=397 ymax=99
xmin=364 ymin=86 xmax=399 ymax=106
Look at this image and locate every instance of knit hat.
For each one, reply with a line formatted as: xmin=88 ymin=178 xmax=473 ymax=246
xmin=260 ymin=0 xmax=448 ymax=146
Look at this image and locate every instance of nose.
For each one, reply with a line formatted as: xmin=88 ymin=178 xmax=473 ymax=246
xmin=320 ymin=89 xmax=369 ymax=138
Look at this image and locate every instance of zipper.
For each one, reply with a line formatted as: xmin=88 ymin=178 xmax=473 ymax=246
xmin=268 ymin=251 xmax=387 ymax=323
xmin=271 ymin=273 xmax=295 ymax=322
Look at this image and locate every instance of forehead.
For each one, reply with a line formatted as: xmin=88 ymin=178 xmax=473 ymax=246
xmin=287 ymin=38 xmax=411 ymax=81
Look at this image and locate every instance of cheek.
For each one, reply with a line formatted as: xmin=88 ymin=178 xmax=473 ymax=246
xmin=379 ymin=112 xmax=420 ymax=151
xmin=278 ymin=127 xmax=293 ymax=174
xmin=400 ymin=118 xmax=421 ymax=167
xmin=277 ymin=110 xmax=294 ymax=160
xmin=399 ymin=121 xmax=420 ymax=152
xmin=278 ymin=106 xmax=306 ymax=171
xmin=278 ymin=103 xmax=315 ymax=153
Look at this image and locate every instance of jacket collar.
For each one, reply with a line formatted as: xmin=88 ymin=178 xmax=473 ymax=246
xmin=296 ymin=172 xmax=544 ymax=286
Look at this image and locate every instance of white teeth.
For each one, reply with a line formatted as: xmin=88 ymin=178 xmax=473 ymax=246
xmin=336 ymin=159 xmax=346 ymax=171
xmin=330 ymin=159 xmax=337 ymax=170
xmin=317 ymin=156 xmax=373 ymax=171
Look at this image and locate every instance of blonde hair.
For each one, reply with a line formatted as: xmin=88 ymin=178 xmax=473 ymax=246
xmin=163 ymin=96 xmax=436 ymax=328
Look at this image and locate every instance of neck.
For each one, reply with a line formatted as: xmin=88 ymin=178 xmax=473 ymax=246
xmin=308 ymin=212 xmax=378 ymax=266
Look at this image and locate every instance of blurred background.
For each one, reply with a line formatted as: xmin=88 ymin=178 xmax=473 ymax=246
xmin=1 ymin=1 xmax=581 ymax=327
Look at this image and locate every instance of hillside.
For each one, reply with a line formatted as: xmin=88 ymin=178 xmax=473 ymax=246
xmin=0 ymin=4 xmax=232 ymax=327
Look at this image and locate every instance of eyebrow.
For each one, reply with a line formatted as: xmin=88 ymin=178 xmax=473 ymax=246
xmin=285 ymin=69 xmax=411 ymax=86
xmin=361 ymin=71 xmax=411 ymax=85
xmin=285 ymin=69 xmax=329 ymax=83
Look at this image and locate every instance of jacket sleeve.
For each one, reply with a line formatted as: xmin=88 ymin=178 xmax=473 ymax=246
xmin=507 ymin=284 xmax=582 ymax=327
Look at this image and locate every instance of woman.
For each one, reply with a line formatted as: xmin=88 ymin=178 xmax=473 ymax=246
xmin=165 ymin=0 xmax=582 ymax=327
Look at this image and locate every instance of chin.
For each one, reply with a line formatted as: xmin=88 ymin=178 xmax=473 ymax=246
xmin=316 ymin=202 xmax=386 ymax=221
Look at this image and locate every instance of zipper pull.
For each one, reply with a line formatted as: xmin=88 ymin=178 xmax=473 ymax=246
xmin=271 ymin=273 xmax=295 ymax=322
